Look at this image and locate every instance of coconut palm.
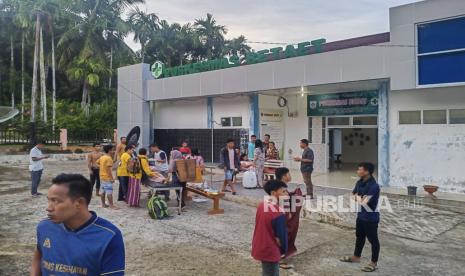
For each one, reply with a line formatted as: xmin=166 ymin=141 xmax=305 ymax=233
xmin=194 ymin=13 xmax=227 ymax=60
xmin=128 ymin=7 xmax=159 ymax=63
xmin=67 ymin=58 xmax=111 ymax=115
xmin=224 ymin=35 xmax=251 ymax=57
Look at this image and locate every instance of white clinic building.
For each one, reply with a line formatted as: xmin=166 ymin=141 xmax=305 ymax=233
xmin=117 ymin=0 xmax=465 ymax=193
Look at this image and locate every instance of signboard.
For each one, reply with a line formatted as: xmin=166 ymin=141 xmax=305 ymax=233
xmin=150 ymin=61 xmax=164 ymax=79
xmin=307 ymin=91 xmax=379 ymax=116
xmin=260 ymin=109 xmax=283 ymax=122
xmin=155 ymin=38 xmax=327 ymax=79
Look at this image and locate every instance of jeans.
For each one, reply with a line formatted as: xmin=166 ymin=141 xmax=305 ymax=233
xmin=90 ymin=168 xmax=100 ymax=194
xmin=118 ymin=176 xmax=129 ymax=201
xmin=354 ymin=218 xmax=380 ymax=263
xmin=261 ymin=261 xmax=279 ymax=276
xmin=31 ymin=169 xmax=43 ymax=195
xmin=302 ymin=172 xmax=313 ymax=198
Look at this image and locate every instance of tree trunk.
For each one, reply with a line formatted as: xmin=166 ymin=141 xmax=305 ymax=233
xmin=10 ymin=34 xmax=15 ymax=108
xmin=82 ymin=79 xmax=90 ymax=116
xmin=109 ymin=46 xmax=113 ymax=88
xmin=81 ymin=78 xmax=89 ymax=109
xmin=31 ymin=14 xmax=40 ymax=123
xmin=39 ymin=26 xmax=47 ymax=123
xmin=21 ymin=32 xmax=25 ymax=121
xmin=51 ymin=29 xmax=56 ymax=131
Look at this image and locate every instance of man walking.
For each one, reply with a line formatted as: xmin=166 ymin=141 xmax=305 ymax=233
xmin=30 ymin=173 xmax=125 ymax=275
xmin=88 ymin=143 xmax=102 ymax=196
xmin=220 ymin=139 xmax=240 ymax=195
xmin=293 ymin=139 xmax=314 ymax=199
xmin=98 ymin=144 xmax=118 ymax=209
xmin=29 ymin=141 xmax=49 ymax=197
xmin=248 ymin=135 xmax=257 ymax=160
xmin=340 ymin=162 xmax=380 ymax=272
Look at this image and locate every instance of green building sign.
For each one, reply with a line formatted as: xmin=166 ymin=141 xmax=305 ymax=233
xmin=154 ymin=38 xmax=327 ymax=79
xmin=307 ymin=91 xmax=379 ymax=116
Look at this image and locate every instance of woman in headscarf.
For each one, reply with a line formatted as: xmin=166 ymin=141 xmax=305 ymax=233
xmin=169 ymin=150 xmax=187 ymax=209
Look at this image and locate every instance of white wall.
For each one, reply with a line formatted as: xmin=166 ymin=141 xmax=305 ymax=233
xmin=153 ymin=98 xmax=207 ymax=129
xmin=213 ymin=96 xmax=250 ymax=129
xmin=341 ymin=128 xmax=378 ymax=164
xmin=389 ymin=87 xmax=465 ymax=192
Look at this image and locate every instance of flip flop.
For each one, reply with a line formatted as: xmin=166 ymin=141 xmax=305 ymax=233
xmin=361 ymin=264 xmax=377 ymax=272
xmin=339 ymin=256 xmax=359 ymax=263
xmin=279 ymin=263 xmax=294 ymax=269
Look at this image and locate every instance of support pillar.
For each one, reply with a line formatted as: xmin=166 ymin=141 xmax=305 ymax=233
xmin=249 ymin=94 xmax=260 ymax=137
xmin=378 ymin=81 xmax=390 ymax=187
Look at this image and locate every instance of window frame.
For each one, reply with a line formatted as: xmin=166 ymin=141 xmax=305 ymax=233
xmin=398 ymin=110 xmax=422 ymax=125
xmin=449 ymin=108 xmax=465 ymax=124
xmin=416 ymin=15 xmax=465 ymax=88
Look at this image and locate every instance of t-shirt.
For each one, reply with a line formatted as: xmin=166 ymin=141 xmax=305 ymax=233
xmin=251 ymin=201 xmax=288 ymax=263
xmin=29 ymin=146 xmax=44 ymax=171
xmin=36 ymin=211 xmax=125 ymax=275
xmin=228 ymin=148 xmax=235 ymax=170
xmin=150 ymin=151 xmax=168 ymax=172
xmin=300 ymin=147 xmax=314 ymax=173
xmin=99 ymin=155 xmax=114 ymax=181
xmin=248 ymin=142 xmax=255 ymax=160
xmin=352 ymin=176 xmax=380 ymax=223
xmin=117 ymin=152 xmax=131 ymax=177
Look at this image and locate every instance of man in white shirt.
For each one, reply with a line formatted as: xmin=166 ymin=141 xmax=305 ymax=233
xmin=29 ymin=141 xmax=49 ymax=196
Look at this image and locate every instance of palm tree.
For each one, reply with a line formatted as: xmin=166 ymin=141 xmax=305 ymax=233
xmin=58 ymin=0 xmax=142 ymax=109
xmin=194 ymin=13 xmax=227 ymax=60
xmin=224 ymin=35 xmax=251 ymax=58
xmin=128 ymin=7 xmax=158 ymax=63
xmin=67 ymin=58 xmax=111 ymax=115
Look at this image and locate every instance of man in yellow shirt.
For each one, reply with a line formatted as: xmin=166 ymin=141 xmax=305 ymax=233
xmin=98 ymin=144 xmax=118 ymax=209
xmin=117 ymin=145 xmax=133 ymax=202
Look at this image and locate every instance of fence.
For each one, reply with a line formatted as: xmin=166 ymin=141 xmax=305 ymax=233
xmin=0 ymin=127 xmax=113 ymax=145
xmin=67 ymin=129 xmax=114 ymax=145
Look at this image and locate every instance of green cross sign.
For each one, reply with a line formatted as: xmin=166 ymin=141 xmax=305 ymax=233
xmin=151 ymin=61 xmax=164 ymax=79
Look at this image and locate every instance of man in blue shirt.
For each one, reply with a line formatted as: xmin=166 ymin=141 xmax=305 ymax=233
xmin=247 ymin=135 xmax=257 ymax=160
xmin=340 ymin=162 xmax=380 ymax=273
xmin=31 ymin=174 xmax=125 ymax=275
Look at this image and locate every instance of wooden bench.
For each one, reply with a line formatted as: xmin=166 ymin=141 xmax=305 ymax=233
xmin=264 ymin=159 xmax=284 ymax=181
xmin=186 ymin=186 xmax=225 ymax=215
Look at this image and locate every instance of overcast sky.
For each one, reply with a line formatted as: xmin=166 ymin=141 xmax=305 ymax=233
xmin=125 ymin=0 xmax=422 ymax=51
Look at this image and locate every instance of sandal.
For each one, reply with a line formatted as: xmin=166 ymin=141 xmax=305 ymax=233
xmin=279 ymin=263 xmax=294 ymax=269
xmin=361 ymin=263 xmax=377 ymax=272
xmin=339 ymin=256 xmax=359 ymax=263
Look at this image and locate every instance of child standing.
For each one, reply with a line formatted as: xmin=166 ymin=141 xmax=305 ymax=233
xmin=252 ymin=180 xmax=288 ymax=276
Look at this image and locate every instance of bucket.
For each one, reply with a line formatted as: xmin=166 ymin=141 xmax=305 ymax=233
xmin=407 ymin=186 xmax=417 ymax=196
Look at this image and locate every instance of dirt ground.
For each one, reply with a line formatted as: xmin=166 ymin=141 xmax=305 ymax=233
xmin=1 ymin=159 xmax=465 ymax=276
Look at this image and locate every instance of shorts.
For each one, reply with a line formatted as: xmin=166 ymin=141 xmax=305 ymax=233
xmin=224 ymin=169 xmax=234 ymax=181
xmin=100 ymin=181 xmax=113 ymax=194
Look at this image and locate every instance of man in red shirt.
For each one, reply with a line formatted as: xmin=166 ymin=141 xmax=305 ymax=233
xmin=252 ymin=180 xmax=288 ymax=276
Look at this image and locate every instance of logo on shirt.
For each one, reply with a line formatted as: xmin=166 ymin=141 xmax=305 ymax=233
xmin=43 ymin=238 xmax=51 ymax=248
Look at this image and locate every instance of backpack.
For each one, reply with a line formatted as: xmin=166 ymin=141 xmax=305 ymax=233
xmin=127 ymin=157 xmax=141 ymax=174
xmin=147 ymin=195 xmax=169 ymax=219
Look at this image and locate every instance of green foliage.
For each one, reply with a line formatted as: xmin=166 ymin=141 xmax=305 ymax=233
xmin=55 ymin=99 xmax=116 ymax=131
xmin=0 ymin=0 xmax=250 ymax=131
